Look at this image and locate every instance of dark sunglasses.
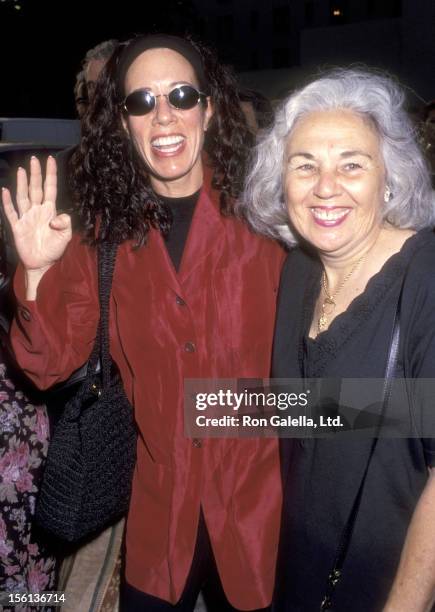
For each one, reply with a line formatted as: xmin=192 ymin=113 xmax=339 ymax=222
xmin=122 ymin=85 xmax=207 ymax=116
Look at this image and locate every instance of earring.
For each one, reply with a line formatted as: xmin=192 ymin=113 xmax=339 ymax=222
xmin=384 ymin=186 xmax=391 ymax=203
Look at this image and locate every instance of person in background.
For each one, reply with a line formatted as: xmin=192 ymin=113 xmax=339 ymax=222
xmin=77 ymin=39 xmax=119 ymax=116
xmin=424 ymin=100 xmax=435 ymax=130
xmin=0 ymin=159 xmax=10 ymax=191
xmin=73 ymin=70 xmax=87 ymax=119
xmin=0 ymin=203 xmax=57 ymax=611
xmin=422 ymin=100 xmax=435 ymax=186
xmin=58 ymin=39 xmax=119 ymax=213
xmin=241 ymin=68 xmax=435 ymax=612
xmin=3 ymin=34 xmax=284 ymax=612
xmin=238 ymin=89 xmax=274 ymax=135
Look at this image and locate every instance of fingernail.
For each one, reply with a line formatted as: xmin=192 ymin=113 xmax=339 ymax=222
xmin=31 ymin=155 xmax=36 ymax=160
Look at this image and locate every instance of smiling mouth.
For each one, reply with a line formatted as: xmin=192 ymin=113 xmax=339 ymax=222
xmin=310 ymin=207 xmax=351 ymax=226
xmin=151 ymin=135 xmax=185 ymax=154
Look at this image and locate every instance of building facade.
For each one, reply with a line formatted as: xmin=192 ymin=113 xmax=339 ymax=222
xmin=192 ymin=0 xmax=435 ymax=100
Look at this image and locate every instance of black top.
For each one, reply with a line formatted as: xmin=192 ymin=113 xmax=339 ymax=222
xmin=272 ymin=229 xmax=435 ymax=612
xmin=162 ymin=190 xmax=200 ymax=272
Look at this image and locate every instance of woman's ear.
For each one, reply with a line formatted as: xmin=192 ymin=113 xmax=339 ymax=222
xmin=121 ymin=112 xmax=130 ymax=136
xmin=204 ymin=97 xmax=213 ymax=131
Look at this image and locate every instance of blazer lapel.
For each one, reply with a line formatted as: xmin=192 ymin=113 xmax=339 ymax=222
xmin=178 ymin=170 xmax=226 ymax=284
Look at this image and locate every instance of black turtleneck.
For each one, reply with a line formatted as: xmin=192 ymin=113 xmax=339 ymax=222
xmin=161 ymin=189 xmax=200 ymax=272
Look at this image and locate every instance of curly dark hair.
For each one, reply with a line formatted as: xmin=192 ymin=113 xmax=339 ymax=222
xmin=69 ymin=35 xmax=254 ymax=245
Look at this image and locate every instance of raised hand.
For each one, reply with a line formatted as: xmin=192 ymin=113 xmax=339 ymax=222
xmin=2 ymin=156 xmax=72 ymax=273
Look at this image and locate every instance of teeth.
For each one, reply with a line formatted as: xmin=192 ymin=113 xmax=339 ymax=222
xmin=311 ymin=208 xmax=349 ymax=221
xmin=151 ymin=135 xmax=185 ymax=147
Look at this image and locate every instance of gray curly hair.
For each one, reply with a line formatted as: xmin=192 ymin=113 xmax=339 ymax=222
xmin=240 ymin=68 xmax=435 ymax=246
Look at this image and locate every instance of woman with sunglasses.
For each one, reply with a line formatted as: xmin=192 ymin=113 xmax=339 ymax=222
xmin=2 ymin=35 xmax=284 ymax=611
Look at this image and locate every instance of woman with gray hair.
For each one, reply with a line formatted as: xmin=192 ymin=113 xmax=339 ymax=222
xmin=242 ymin=68 xmax=435 ymax=611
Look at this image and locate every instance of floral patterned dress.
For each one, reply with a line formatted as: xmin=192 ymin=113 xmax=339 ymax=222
xmin=0 ymin=355 xmax=57 ymax=612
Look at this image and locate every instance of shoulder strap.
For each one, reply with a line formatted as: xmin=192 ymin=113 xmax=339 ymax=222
xmin=86 ymin=241 xmax=118 ymax=389
xmin=98 ymin=241 xmax=118 ymax=389
xmin=320 ymin=278 xmax=403 ymax=611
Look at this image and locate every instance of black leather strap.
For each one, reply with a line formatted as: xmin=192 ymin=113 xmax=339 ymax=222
xmin=320 ymin=280 xmax=403 ymax=611
xmin=79 ymin=241 xmax=118 ymax=389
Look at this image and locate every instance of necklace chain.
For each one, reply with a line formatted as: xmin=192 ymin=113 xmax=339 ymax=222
xmin=318 ymin=254 xmax=367 ymax=333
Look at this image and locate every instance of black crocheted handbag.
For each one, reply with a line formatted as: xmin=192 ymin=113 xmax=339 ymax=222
xmin=35 ymin=241 xmax=137 ymax=542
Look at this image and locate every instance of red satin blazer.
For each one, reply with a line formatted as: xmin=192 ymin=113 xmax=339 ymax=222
xmin=12 ymin=172 xmax=284 ymax=609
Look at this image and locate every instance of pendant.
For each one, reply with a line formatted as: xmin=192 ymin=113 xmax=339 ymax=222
xmin=318 ymin=314 xmax=328 ymax=330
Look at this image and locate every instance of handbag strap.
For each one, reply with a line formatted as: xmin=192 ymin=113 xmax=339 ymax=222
xmin=320 ymin=279 xmax=403 ymax=611
xmin=87 ymin=241 xmax=118 ymax=390
xmin=98 ymin=241 xmax=118 ymax=389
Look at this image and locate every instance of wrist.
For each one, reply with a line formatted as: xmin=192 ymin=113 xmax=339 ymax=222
xmin=24 ymin=266 xmax=53 ymax=300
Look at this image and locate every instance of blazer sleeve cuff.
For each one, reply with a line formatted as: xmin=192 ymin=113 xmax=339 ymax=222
xmin=14 ymin=261 xmax=61 ymax=324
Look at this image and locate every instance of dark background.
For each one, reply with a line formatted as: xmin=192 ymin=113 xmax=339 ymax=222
xmin=0 ymin=0 xmax=200 ymax=117
xmin=1 ymin=0 xmax=434 ymax=119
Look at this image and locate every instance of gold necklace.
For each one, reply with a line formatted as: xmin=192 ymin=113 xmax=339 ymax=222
xmin=318 ymin=254 xmax=367 ymax=332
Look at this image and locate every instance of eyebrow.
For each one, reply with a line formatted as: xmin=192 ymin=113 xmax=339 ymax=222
xmin=287 ymin=152 xmax=315 ymax=161
xmin=287 ymin=150 xmax=373 ymax=161
xmin=340 ymin=150 xmax=373 ymax=160
xmin=169 ymin=80 xmax=193 ymax=88
xmin=128 ymin=81 xmax=193 ymax=94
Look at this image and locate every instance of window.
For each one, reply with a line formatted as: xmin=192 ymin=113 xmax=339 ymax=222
xmin=273 ymin=6 xmax=291 ymax=35
xmin=367 ymin=0 xmax=402 ymax=19
xmin=251 ymin=9 xmax=258 ymax=32
xmin=305 ymin=1 xmax=314 ymax=27
xmin=273 ymin=47 xmax=289 ymax=68
xmin=330 ymin=0 xmax=347 ymax=24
